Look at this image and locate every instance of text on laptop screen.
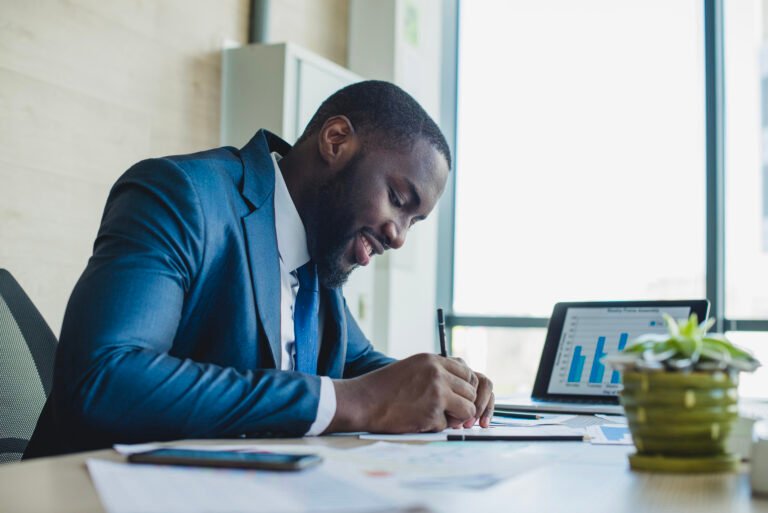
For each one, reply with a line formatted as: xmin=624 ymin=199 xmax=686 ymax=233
xmin=547 ymin=306 xmax=691 ymax=396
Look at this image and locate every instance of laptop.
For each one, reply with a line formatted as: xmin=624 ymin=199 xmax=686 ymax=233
xmin=495 ymin=300 xmax=710 ymax=415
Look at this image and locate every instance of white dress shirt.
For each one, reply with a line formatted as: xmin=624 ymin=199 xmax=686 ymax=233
xmin=271 ymin=152 xmax=336 ymax=436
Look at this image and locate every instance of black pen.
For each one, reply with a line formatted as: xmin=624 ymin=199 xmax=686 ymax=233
xmin=447 ymin=433 xmax=583 ymax=442
xmin=437 ymin=308 xmax=447 ymax=357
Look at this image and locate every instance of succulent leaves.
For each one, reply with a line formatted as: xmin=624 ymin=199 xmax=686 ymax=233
xmin=603 ymin=313 xmax=760 ymax=373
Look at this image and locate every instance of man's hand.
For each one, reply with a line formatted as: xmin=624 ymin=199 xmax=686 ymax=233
xmin=452 ymin=363 xmax=494 ymax=429
xmin=326 ymin=353 xmax=494 ymax=433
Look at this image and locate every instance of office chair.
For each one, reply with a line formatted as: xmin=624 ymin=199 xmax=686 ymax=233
xmin=0 ymin=269 xmax=57 ymax=463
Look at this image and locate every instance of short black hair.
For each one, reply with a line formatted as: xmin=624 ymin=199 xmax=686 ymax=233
xmin=296 ymin=80 xmax=452 ymax=170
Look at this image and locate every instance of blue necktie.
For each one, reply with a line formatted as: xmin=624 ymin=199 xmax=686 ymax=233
xmin=294 ymin=262 xmax=319 ymax=374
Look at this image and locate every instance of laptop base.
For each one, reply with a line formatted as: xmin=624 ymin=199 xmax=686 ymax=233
xmin=496 ymin=396 xmax=624 ymax=415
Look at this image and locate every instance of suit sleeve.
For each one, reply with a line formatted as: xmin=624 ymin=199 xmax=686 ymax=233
xmin=341 ymin=300 xmax=396 ymax=378
xmin=56 ymin=159 xmax=320 ymax=443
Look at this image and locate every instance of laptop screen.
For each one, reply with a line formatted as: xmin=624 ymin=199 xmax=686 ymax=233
xmin=546 ymin=305 xmax=692 ymax=397
xmin=528 ymin=300 xmax=709 ymax=404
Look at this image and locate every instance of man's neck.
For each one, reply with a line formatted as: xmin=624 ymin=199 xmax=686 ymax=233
xmin=277 ymin=143 xmax=320 ymax=225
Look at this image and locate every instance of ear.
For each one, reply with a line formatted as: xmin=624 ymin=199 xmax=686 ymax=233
xmin=317 ymin=115 xmax=360 ymax=171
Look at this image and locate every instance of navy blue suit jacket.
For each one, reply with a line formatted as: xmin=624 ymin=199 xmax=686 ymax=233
xmin=24 ymin=130 xmax=394 ymax=458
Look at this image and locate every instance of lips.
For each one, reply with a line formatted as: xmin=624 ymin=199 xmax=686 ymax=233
xmin=353 ymin=231 xmax=384 ymax=267
xmin=355 ymin=232 xmax=372 ymax=266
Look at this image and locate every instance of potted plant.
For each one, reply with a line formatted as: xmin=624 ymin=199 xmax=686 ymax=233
xmin=604 ymin=313 xmax=761 ymax=473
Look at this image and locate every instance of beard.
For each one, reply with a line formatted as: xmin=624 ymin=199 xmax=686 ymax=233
xmin=305 ymin=154 xmax=364 ymax=289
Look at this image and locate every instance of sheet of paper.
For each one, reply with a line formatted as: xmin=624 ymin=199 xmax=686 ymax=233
xmin=490 ymin=414 xmax=576 ymax=427
xmin=586 ymin=424 xmax=633 ymax=445
xmin=332 ymin=441 xmax=548 ymax=490
xmin=87 ymin=458 xmax=400 ymax=513
xmin=113 ymin=441 xmax=541 ymax=491
xmin=358 ymin=432 xmax=448 ymax=442
xmin=360 ymin=425 xmax=583 ymax=442
xmin=594 ymin=414 xmax=628 ymax=425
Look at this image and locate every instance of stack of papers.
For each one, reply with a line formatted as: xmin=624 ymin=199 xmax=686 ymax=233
xmin=93 ymin=439 xmax=557 ymax=513
xmin=87 ymin=457 xmax=396 ymax=513
xmin=93 ymin=420 xmax=590 ymax=513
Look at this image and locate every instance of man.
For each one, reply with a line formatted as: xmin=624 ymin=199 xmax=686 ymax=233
xmin=24 ymin=81 xmax=494 ymax=458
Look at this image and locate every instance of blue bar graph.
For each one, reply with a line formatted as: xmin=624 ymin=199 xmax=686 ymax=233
xmin=600 ymin=425 xmax=630 ymax=442
xmin=567 ymin=346 xmax=586 ymax=383
xmin=589 ymin=336 xmax=606 ymax=384
xmin=610 ymin=332 xmax=629 ymax=384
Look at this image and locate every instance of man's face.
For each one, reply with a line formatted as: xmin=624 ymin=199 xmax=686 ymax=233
xmin=307 ymin=137 xmax=449 ymax=288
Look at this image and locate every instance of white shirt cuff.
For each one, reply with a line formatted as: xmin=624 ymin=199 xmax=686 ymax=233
xmin=305 ymin=376 xmax=336 ymax=436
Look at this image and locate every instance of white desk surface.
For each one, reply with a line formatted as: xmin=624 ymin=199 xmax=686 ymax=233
xmin=2 ymin=436 xmax=768 ymax=513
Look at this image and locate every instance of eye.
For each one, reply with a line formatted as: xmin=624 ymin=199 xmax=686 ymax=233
xmin=410 ymin=215 xmax=425 ymax=228
xmin=388 ymin=187 xmax=403 ymax=208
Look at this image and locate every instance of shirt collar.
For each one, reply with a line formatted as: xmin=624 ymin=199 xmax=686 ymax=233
xmin=271 ymin=152 xmax=311 ymax=272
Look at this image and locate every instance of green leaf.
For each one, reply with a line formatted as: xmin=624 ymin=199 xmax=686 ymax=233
xmin=699 ymin=317 xmax=716 ymax=334
xmin=610 ymin=313 xmax=761 ymax=374
xmin=663 ymin=313 xmax=680 ymax=338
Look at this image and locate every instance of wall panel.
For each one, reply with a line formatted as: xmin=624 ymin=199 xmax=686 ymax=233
xmin=0 ymin=0 xmax=250 ymax=332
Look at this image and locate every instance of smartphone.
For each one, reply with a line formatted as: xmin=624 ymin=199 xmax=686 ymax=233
xmin=127 ymin=448 xmax=322 ymax=471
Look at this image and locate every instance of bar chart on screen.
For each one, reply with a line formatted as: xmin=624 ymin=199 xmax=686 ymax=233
xmin=548 ymin=306 xmax=691 ymax=395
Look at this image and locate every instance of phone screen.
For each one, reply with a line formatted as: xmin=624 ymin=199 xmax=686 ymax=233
xmin=128 ymin=448 xmax=322 ymax=471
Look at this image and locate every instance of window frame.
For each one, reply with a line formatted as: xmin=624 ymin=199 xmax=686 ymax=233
xmin=436 ymin=0 xmax=768 ymax=351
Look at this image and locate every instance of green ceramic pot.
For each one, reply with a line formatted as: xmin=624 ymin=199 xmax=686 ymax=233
xmin=619 ymin=370 xmax=740 ymax=472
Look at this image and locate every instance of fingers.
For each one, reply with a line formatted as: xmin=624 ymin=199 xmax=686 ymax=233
xmin=434 ymin=358 xmax=477 ymax=427
xmin=469 ymin=371 xmax=479 ymax=389
xmin=441 ymin=356 xmax=475 ymax=384
xmin=443 ymin=392 xmax=477 ymax=422
xmin=438 ymin=357 xmax=491 ymax=428
xmin=473 ymin=373 xmax=494 ymax=428
xmin=444 ymin=371 xmax=477 ymax=403
xmin=480 ymin=392 xmax=496 ymax=428
xmin=457 ymin=373 xmax=494 ymax=429
xmin=446 ymin=415 xmax=465 ymax=429
xmin=407 ymin=354 xmax=491 ymax=430
xmin=461 ymin=361 xmax=479 ymax=389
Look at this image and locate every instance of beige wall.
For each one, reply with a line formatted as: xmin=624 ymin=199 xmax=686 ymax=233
xmin=266 ymin=0 xmax=349 ymax=66
xmin=0 ymin=0 xmax=352 ymax=334
xmin=0 ymin=0 xmax=250 ymax=332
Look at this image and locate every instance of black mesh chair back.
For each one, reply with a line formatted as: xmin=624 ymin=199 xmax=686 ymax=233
xmin=0 ymin=269 xmax=57 ymax=463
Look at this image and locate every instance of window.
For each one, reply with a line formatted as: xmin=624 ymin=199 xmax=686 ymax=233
xmin=724 ymin=0 xmax=768 ymax=319
xmin=454 ymin=0 xmax=705 ymax=319
xmin=442 ymin=0 xmax=768 ymax=397
xmin=452 ymin=327 xmax=546 ymax=396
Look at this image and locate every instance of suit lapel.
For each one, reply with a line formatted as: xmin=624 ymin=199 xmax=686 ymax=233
xmin=239 ymin=130 xmax=293 ymax=369
xmin=242 ymin=211 xmax=282 ymax=369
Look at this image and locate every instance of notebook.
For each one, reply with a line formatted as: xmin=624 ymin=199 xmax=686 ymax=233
xmin=496 ymin=300 xmax=710 ymax=415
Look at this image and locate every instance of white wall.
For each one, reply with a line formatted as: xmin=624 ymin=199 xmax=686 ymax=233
xmin=265 ymin=0 xmax=350 ymax=66
xmin=349 ymin=0 xmax=445 ymax=358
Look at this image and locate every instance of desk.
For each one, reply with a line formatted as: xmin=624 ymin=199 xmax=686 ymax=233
xmin=1 ymin=437 xmax=767 ymax=513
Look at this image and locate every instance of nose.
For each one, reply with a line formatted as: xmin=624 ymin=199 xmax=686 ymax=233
xmin=382 ymin=220 xmax=407 ymax=250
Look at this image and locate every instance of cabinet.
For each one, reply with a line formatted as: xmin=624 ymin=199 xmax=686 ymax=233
xmin=220 ymin=43 xmax=376 ymax=339
xmin=221 ymin=42 xmax=361 ymax=146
